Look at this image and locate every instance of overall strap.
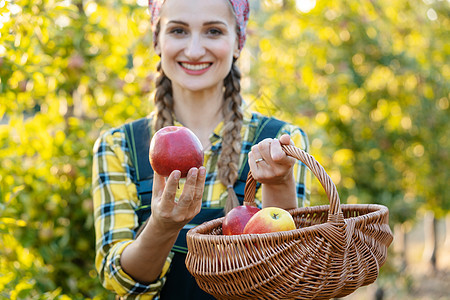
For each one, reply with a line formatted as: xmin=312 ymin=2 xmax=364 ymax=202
xmin=234 ymin=115 xmax=287 ymax=203
xmin=123 ymin=117 xmax=153 ymax=225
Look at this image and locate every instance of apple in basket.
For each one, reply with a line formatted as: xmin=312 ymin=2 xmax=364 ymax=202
xmin=222 ymin=205 xmax=261 ymax=235
xmin=150 ymin=126 xmax=204 ymax=177
xmin=243 ymin=207 xmax=296 ymax=234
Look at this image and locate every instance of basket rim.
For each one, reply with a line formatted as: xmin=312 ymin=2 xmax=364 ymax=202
xmin=187 ymin=203 xmax=390 ymax=241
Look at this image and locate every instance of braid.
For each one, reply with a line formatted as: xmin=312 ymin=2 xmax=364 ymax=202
xmin=153 ymin=62 xmax=175 ymax=130
xmin=218 ymin=63 xmax=244 ymax=213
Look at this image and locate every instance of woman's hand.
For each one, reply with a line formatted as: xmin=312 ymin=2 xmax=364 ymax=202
xmin=150 ymin=166 xmax=206 ymax=234
xmin=248 ymin=134 xmax=295 ymax=184
xmin=248 ymin=134 xmax=297 ymax=209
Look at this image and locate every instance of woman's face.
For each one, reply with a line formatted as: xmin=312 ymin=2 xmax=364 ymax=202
xmin=155 ymin=0 xmax=239 ymax=93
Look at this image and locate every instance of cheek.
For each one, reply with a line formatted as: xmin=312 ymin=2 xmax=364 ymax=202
xmin=211 ymin=40 xmax=236 ymax=64
xmin=217 ymin=47 xmax=234 ymax=61
xmin=160 ymin=40 xmax=180 ymax=58
xmin=219 ymin=39 xmax=235 ymax=55
xmin=159 ymin=42 xmax=181 ymax=73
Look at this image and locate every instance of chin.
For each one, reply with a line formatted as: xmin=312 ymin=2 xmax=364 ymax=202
xmin=180 ymin=81 xmax=222 ymax=94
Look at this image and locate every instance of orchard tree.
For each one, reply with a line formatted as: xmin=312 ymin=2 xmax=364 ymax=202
xmin=245 ymin=0 xmax=449 ymax=272
xmin=1 ymin=0 xmax=154 ymax=297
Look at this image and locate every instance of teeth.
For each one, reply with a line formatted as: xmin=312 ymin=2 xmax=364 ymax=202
xmin=181 ymin=63 xmax=210 ymax=71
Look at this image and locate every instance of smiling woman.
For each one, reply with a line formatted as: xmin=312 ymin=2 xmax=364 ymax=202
xmin=92 ymin=0 xmax=310 ymax=299
xmin=155 ymin=0 xmax=240 ymax=92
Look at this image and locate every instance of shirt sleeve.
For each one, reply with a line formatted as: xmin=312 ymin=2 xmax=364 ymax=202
xmin=92 ymin=128 xmax=171 ymax=298
xmin=253 ymin=123 xmax=311 ymax=208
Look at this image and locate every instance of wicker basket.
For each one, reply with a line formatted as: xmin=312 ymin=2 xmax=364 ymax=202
xmin=186 ymin=145 xmax=393 ymax=300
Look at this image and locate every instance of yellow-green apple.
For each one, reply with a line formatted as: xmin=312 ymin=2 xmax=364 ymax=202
xmin=222 ymin=205 xmax=261 ymax=235
xmin=243 ymin=207 xmax=296 ymax=234
xmin=149 ymin=126 xmax=204 ymax=177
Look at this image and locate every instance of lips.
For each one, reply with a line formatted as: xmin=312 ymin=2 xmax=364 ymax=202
xmin=179 ymin=62 xmax=212 ymax=71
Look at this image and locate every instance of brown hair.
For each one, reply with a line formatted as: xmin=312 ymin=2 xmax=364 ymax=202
xmin=152 ymin=61 xmax=243 ymax=213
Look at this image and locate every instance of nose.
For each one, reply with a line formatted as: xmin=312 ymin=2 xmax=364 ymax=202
xmin=184 ymin=34 xmax=206 ymax=60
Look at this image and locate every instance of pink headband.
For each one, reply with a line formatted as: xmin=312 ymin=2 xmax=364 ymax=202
xmin=148 ymin=0 xmax=249 ymax=51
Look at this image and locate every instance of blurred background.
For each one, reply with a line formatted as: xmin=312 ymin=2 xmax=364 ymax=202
xmin=0 ymin=0 xmax=448 ymax=299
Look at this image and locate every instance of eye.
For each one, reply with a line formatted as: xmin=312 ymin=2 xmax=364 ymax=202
xmin=169 ymin=28 xmax=186 ymax=35
xmin=208 ymin=28 xmax=223 ymax=36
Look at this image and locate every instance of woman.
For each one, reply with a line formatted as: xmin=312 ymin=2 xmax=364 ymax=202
xmin=92 ymin=0 xmax=310 ymax=298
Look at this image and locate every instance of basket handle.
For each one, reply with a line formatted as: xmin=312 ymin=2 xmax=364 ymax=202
xmin=243 ymin=144 xmax=344 ymax=223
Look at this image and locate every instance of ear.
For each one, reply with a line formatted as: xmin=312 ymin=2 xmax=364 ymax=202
xmin=233 ymin=49 xmax=240 ymax=59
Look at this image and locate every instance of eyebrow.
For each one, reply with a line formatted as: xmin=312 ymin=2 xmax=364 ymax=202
xmin=167 ymin=20 xmax=228 ymax=27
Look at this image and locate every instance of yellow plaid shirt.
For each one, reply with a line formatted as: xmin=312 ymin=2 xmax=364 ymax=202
xmin=92 ymin=110 xmax=310 ymax=299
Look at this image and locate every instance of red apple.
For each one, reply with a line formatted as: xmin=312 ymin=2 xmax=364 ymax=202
xmin=149 ymin=126 xmax=204 ymax=177
xmin=222 ymin=205 xmax=261 ymax=235
xmin=243 ymin=207 xmax=296 ymax=234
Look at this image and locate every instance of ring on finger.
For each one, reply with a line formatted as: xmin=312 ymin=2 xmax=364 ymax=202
xmin=255 ymin=158 xmax=264 ymax=163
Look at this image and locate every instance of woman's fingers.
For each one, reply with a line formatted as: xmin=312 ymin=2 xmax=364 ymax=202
xmin=269 ymin=139 xmax=285 ymax=162
xmin=257 ymin=138 xmax=273 ymax=163
xmin=190 ymin=167 xmax=206 ymax=215
xmin=248 ymin=136 xmax=296 ymax=184
xmin=154 ymin=166 xmax=205 ymax=215
xmin=152 ymin=171 xmax=166 ymax=199
xmin=250 ymin=138 xmax=288 ymax=166
xmin=176 ymin=168 xmax=198 ymax=208
xmin=249 ymin=138 xmax=272 ymax=168
xmin=150 ymin=167 xmax=205 ymax=232
xmin=192 ymin=167 xmax=206 ymax=204
xmin=263 ymin=136 xmax=294 ymax=164
xmin=177 ymin=167 xmax=206 ymax=209
xmin=158 ymin=170 xmax=181 ymax=212
xmin=248 ymin=151 xmax=262 ymax=172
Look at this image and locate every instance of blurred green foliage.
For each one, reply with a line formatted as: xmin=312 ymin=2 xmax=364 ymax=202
xmin=245 ymin=0 xmax=449 ymax=222
xmin=0 ymin=0 xmax=448 ymax=298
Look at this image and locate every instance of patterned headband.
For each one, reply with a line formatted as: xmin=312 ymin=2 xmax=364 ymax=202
xmin=148 ymin=0 xmax=250 ymax=51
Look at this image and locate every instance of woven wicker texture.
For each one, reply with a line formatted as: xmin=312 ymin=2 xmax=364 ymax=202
xmin=186 ymin=145 xmax=393 ymax=299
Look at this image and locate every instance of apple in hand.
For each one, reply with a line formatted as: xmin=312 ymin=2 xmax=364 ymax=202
xmin=222 ymin=205 xmax=261 ymax=235
xmin=243 ymin=207 xmax=296 ymax=234
xmin=149 ymin=126 xmax=204 ymax=177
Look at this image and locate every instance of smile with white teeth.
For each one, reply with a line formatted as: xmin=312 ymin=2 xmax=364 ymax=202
xmin=180 ymin=62 xmax=211 ymax=71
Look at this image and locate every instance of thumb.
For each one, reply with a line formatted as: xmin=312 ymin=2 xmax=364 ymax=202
xmin=279 ymin=134 xmax=293 ymax=146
